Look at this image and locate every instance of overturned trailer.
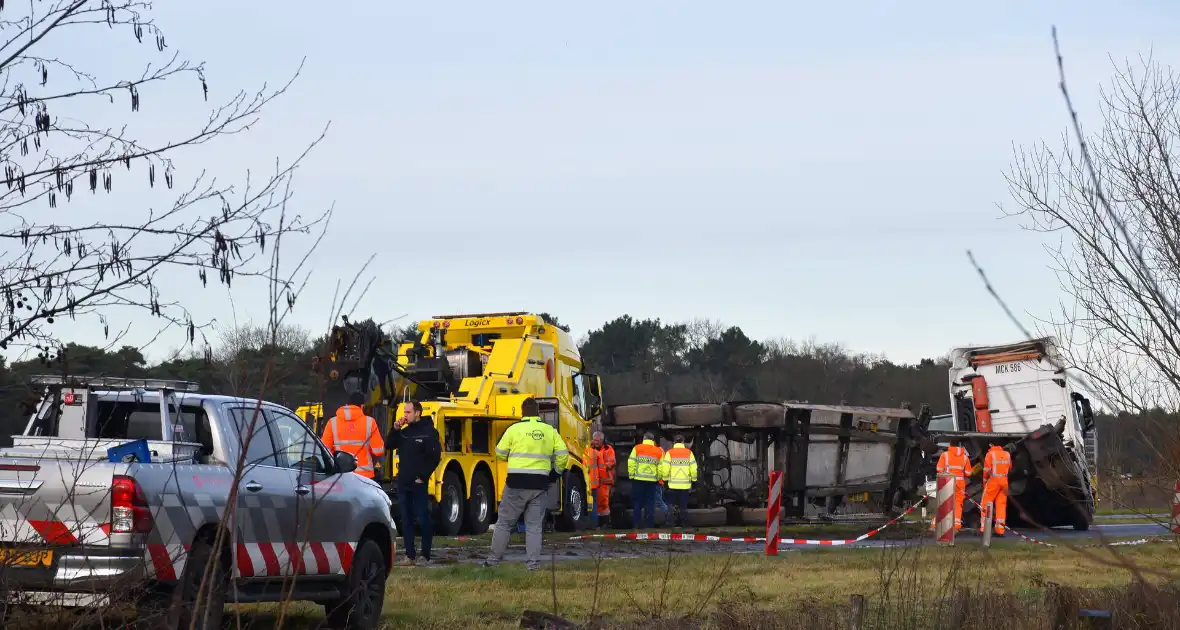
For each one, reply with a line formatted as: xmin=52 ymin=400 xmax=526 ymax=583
xmin=601 ymin=401 xmax=934 ymax=525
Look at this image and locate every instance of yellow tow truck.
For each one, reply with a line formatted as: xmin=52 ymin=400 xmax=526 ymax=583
xmin=311 ymin=312 xmax=604 ymax=535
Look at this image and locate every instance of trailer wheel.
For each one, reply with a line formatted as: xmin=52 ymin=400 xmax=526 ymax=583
xmin=436 ymin=469 xmax=465 ymax=536
xmin=465 ymin=470 xmax=493 ymax=534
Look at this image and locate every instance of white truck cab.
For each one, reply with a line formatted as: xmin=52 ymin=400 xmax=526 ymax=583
xmin=939 ymin=337 xmax=1097 ymax=529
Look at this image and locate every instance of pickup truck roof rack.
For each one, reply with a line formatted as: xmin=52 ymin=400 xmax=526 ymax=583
xmin=29 ymin=375 xmax=200 ymax=393
xmin=23 ymin=374 xmax=203 ymax=444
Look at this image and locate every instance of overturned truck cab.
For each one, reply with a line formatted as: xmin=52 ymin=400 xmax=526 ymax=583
xmin=929 ymin=337 xmax=1097 ymax=530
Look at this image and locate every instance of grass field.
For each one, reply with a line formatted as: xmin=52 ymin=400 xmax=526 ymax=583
xmin=230 ymin=537 xmax=1180 ymax=629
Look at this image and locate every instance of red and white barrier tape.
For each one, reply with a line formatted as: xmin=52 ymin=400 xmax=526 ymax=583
xmin=568 ymin=496 xmax=927 ymax=545
xmin=966 ymin=497 xmax=1056 ymax=547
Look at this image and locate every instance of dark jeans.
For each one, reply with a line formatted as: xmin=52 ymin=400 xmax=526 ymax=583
xmin=666 ymin=488 xmax=690 ymax=527
xmin=398 ymin=481 xmax=433 ymax=560
xmin=632 ymin=480 xmax=658 ymax=529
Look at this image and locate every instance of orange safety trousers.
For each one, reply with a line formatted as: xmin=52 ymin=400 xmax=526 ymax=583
xmin=588 ymin=445 xmax=616 ymax=516
xmin=981 ymin=446 xmax=1011 ymax=534
xmin=981 ymin=478 xmax=1008 ymax=534
xmin=594 ymin=485 xmax=612 ymax=516
xmin=931 ymin=446 xmax=970 ymax=531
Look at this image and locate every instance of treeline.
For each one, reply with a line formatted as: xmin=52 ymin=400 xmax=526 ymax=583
xmin=577 ymin=315 xmax=950 ymax=410
xmin=0 ymin=313 xmax=1169 ymax=477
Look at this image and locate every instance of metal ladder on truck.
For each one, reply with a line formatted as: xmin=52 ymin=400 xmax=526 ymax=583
xmin=21 ymin=375 xmax=201 ymax=444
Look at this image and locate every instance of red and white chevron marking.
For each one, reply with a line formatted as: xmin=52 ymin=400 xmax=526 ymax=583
xmin=0 ymin=508 xmax=113 ymax=547
xmin=235 ymin=541 xmax=357 ymax=578
xmin=146 ymin=543 xmax=190 ymax=580
xmin=569 ymin=497 xmax=927 ymax=546
xmin=143 ymin=541 xmax=359 ymax=581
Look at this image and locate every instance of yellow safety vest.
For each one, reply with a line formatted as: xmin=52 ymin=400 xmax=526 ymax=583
xmin=627 ymin=439 xmax=662 ymax=483
xmin=494 ymin=416 xmax=569 ymax=478
xmin=659 ymin=443 xmax=698 ymax=490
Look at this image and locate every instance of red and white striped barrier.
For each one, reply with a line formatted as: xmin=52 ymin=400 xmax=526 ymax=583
xmin=934 ymin=473 xmax=955 ymax=546
xmin=568 ymin=497 xmax=927 ymax=546
xmin=766 ymin=470 xmax=783 ymax=556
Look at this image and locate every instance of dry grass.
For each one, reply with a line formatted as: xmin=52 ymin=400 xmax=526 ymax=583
xmin=221 ymin=540 xmax=1180 ymax=629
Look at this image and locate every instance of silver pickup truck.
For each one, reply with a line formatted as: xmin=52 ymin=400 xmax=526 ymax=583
xmin=0 ymin=376 xmax=397 ymax=630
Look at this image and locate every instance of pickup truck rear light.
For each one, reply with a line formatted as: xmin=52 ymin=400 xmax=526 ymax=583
xmin=111 ymin=475 xmax=152 ymax=534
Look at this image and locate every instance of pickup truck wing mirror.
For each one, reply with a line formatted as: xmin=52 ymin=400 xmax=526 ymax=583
xmin=334 ymin=451 xmax=358 ymax=474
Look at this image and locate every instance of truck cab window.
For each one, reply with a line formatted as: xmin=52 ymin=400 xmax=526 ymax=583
xmin=571 ymin=373 xmax=590 ymax=419
xmin=227 ymin=407 xmax=280 ymax=468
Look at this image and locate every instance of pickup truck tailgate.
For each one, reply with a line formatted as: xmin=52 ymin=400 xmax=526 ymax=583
xmin=0 ymin=457 xmax=118 ymax=548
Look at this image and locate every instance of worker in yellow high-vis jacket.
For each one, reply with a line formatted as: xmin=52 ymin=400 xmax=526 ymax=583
xmin=482 ymin=398 xmax=568 ymax=571
xmin=658 ymin=434 xmax=697 ymax=528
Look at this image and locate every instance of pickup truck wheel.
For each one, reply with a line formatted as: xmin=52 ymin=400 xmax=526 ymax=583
xmin=465 ymin=471 xmax=493 ymax=534
xmin=324 ymin=538 xmax=387 ymax=630
xmin=436 ymin=470 xmax=465 ymax=536
xmin=140 ymin=535 xmax=228 ymax=630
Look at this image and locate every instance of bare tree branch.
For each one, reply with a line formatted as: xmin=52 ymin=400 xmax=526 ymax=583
xmin=0 ymin=0 xmax=329 ymax=366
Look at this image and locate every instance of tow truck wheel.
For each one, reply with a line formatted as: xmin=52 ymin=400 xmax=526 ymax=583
xmin=436 ymin=470 xmax=465 ymax=536
xmin=324 ymin=538 xmax=387 ymax=630
xmin=557 ymin=473 xmax=587 ymax=532
xmin=466 ymin=471 xmax=494 ymax=534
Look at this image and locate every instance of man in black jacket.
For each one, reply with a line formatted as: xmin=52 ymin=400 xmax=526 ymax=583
xmin=386 ymin=400 xmax=443 ymax=566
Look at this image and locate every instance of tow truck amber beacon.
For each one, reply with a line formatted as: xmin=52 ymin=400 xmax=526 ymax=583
xmin=311 ymin=312 xmax=604 ymax=536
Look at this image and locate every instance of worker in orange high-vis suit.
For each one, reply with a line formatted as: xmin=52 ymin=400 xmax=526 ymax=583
xmin=931 ymin=439 xmax=971 ymax=532
xmin=320 ymin=391 xmax=386 ymax=479
xmin=980 ymin=440 xmax=1011 ymax=536
xmin=586 ymin=431 xmax=616 ymax=529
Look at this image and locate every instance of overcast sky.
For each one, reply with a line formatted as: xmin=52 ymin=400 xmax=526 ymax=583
xmin=24 ymin=1 xmax=1180 ymax=365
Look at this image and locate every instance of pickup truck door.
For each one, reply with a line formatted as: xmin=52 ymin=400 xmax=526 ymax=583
xmin=265 ymin=408 xmax=354 ymax=577
xmin=225 ymin=406 xmax=301 ymax=580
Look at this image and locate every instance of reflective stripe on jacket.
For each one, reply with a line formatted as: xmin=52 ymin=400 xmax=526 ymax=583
xmin=494 ymin=416 xmax=569 ymax=489
xmin=321 ymin=404 xmax=386 ymax=478
xmin=936 ymin=446 xmax=970 ymax=478
xmin=658 ymin=443 xmax=697 ymax=490
xmin=587 ymin=445 xmax=616 ymax=488
xmin=627 ymin=440 xmax=663 ymax=483
xmin=983 ymin=446 xmax=1011 ymax=482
